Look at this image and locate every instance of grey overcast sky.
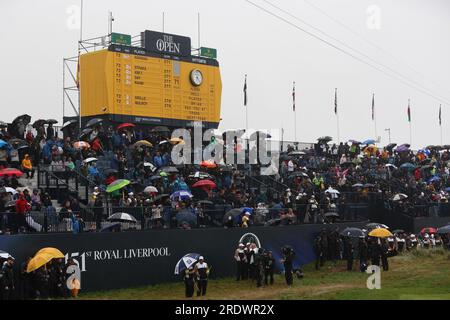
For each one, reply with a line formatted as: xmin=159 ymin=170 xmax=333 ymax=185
xmin=0 ymin=0 xmax=449 ymax=148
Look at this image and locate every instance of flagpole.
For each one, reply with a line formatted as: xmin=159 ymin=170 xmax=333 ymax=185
xmin=293 ymin=82 xmax=297 ymax=142
xmin=244 ymin=75 xmax=248 ymax=132
xmin=408 ymin=99 xmax=412 ymax=146
xmin=335 ymin=88 xmax=340 ymax=144
xmin=373 ymin=93 xmax=378 ymax=142
xmin=439 ymin=105 xmax=443 ymax=145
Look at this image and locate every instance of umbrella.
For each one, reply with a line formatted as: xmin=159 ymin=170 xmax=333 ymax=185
xmin=348 ymin=140 xmax=361 ymax=144
xmin=150 ymin=175 xmax=163 ymax=181
xmin=4 ymin=187 xmax=18 ymax=195
xmin=241 ymin=207 xmax=253 ymax=215
xmin=444 ymin=187 xmax=450 ymax=193
xmin=385 ymin=164 xmax=398 ymax=169
xmin=420 ymin=227 xmax=437 ymax=234
xmin=340 ymin=227 xmax=366 ymax=238
xmin=117 ymin=123 xmax=135 ymax=130
xmin=106 ymin=179 xmax=131 ymax=193
xmin=150 ymin=194 xmax=170 ymax=203
xmin=363 ymin=183 xmax=375 ymax=188
xmin=369 ymin=228 xmax=393 ymax=238
xmin=83 ymin=157 xmax=98 ymax=164
xmin=392 ymin=229 xmax=405 ymax=234
xmin=174 ymin=253 xmax=201 ymax=275
xmin=27 ymin=253 xmax=59 ymax=273
xmin=200 ymin=160 xmax=217 ymax=169
xmin=101 ymin=222 xmax=122 ymax=232
xmin=223 ymin=208 xmax=242 ymax=225
xmin=289 ymin=172 xmax=309 ymax=179
xmin=0 ymin=168 xmax=23 ymax=177
xmin=46 ymin=119 xmax=58 ymax=124
xmin=0 ymin=250 xmax=13 ymax=260
xmin=176 ymin=210 xmax=197 ymax=227
xmin=366 ymin=223 xmax=389 ymax=230
xmin=288 ymin=151 xmax=306 ymax=156
xmin=170 ymin=190 xmax=193 ymax=200
xmin=7 ymin=138 xmax=26 ymax=146
xmin=151 ymin=126 xmax=170 ymax=133
xmin=0 ymin=121 xmax=7 ymax=128
xmin=79 ymin=128 xmax=93 ymax=139
xmin=61 ymin=119 xmax=78 ymax=130
xmin=73 ymin=141 xmax=90 ymax=149
xmin=188 ymin=172 xmax=213 ymax=180
xmin=396 ymin=145 xmax=410 ymax=152
xmin=352 ymin=183 xmax=364 ymax=188
xmin=196 ymin=200 xmax=214 ymax=206
xmin=32 ymin=119 xmax=47 ymax=129
xmin=142 ymin=162 xmax=157 ymax=172
xmin=36 ymin=247 xmax=64 ymax=258
xmin=159 ymin=171 xmax=168 ymax=177
xmin=192 ymin=180 xmax=217 ymax=189
xmin=0 ymin=140 xmax=8 ymax=148
xmin=400 ymin=163 xmax=416 ymax=170
xmin=159 ymin=140 xmax=169 ymax=146
xmin=104 ymin=168 xmax=118 ymax=176
xmin=392 ymin=193 xmax=408 ymax=201
xmin=144 ymin=186 xmax=158 ymax=194
xmin=107 ymin=213 xmax=137 ymax=223
xmin=85 ymin=118 xmax=103 ymax=128
xmin=437 ymin=225 xmax=450 ymax=234
xmin=325 ymin=188 xmax=340 ymax=195
xmin=324 ymin=212 xmax=340 ymax=218
xmin=160 ymin=166 xmax=179 ymax=174
xmin=169 ymin=137 xmax=185 ymax=145
xmin=362 ymin=139 xmax=376 ymax=145
xmin=317 ymin=136 xmax=332 ymax=143
xmin=12 ymin=114 xmax=31 ymax=126
xmin=428 ymin=176 xmax=441 ymax=184
xmin=134 ymin=140 xmax=153 ymax=148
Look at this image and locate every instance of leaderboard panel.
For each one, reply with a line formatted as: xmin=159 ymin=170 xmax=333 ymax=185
xmin=80 ymin=48 xmax=222 ymax=127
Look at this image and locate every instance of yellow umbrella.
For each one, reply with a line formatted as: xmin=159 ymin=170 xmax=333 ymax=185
xmin=26 ymin=248 xmax=65 ymax=273
xmin=368 ymin=228 xmax=393 ymax=238
xmin=134 ymin=140 xmax=153 ymax=148
xmin=169 ymin=138 xmax=185 ymax=145
xmin=36 ymin=247 xmax=65 ymax=258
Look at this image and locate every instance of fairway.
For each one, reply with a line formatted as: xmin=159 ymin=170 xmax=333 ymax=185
xmin=80 ymin=248 xmax=450 ymax=300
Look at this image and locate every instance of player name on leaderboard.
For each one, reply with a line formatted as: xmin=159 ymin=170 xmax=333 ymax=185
xmin=79 ymin=30 xmax=222 ymax=129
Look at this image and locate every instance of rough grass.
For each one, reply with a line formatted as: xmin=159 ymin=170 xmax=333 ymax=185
xmin=80 ymin=248 xmax=450 ymax=300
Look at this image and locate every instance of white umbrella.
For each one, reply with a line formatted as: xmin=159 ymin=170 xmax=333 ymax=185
xmin=325 ymin=187 xmax=340 ymax=195
xmin=107 ymin=213 xmax=137 ymax=223
xmin=0 ymin=250 xmax=13 ymax=259
xmin=83 ymin=157 xmax=98 ymax=164
xmin=385 ymin=164 xmax=398 ymax=169
xmin=144 ymin=186 xmax=158 ymax=194
xmin=4 ymin=187 xmax=18 ymax=195
xmin=392 ymin=193 xmax=408 ymax=201
xmin=143 ymin=162 xmax=157 ymax=172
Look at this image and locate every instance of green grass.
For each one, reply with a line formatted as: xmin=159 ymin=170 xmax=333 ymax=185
xmin=80 ymin=248 xmax=450 ymax=300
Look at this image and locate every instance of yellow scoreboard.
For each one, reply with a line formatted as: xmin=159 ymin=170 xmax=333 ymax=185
xmin=79 ymin=42 xmax=222 ymax=128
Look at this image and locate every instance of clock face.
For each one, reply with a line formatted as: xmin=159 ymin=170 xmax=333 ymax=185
xmin=190 ymin=69 xmax=203 ymax=86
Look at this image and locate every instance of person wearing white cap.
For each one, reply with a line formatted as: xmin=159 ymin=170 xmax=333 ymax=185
xmin=194 ymin=256 xmax=209 ymax=296
xmin=234 ymin=243 xmax=247 ymax=281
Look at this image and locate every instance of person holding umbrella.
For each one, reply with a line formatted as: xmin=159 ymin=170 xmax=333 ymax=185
xmin=184 ymin=266 xmax=196 ymax=298
xmin=0 ymin=256 xmax=15 ymax=300
xmin=194 ymin=256 xmax=209 ymax=297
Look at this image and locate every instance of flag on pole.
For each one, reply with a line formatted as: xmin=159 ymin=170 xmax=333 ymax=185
xmin=439 ymin=104 xmax=442 ymax=126
xmin=243 ymin=75 xmax=247 ymax=107
xmin=334 ymin=88 xmax=338 ymax=114
xmin=292 ymin=82 xmax=296 ymax=112
xmin=372 ymin=93 xmax=375 ymax=121
xmin=407 ymin=99 xmax=411 ymax=122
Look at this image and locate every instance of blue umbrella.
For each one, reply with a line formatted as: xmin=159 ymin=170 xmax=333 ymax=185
xmin=418 ymin=149 xmax=431 ymax=157
xmin=170 ymin=190 xmax=193 ymax=201
xmin=0 ymin=140 xmax=8 ymax=148
xmin=362 ymin=139 xmax=376 ymax=145
xmin=241 ymin=207 xmax=253 ymax=215
xmin=174 ymin=253 xmax=201 ymax=275
xmin=444 ymin=187 xmax=450 ymax=192
xmin=400 ymin=163 xmax=416 ymax=170
xmin=428 ymin=176 xmax=441 ymax=183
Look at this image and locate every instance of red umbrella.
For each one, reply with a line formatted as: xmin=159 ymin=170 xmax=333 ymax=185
xmin=420 ymin=227 xmax=437 ymax=234
xmin=192 ymin=180 xmax=217 ymax=189
xmin=200 ymin=160 xmax=217 ymax=169
xmin=117 ymin=123 xmax=136 ymax=130
xmin=0 ymin=168 xmax=23 ymax=177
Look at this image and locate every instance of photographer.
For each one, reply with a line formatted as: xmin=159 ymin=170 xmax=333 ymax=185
xmin=281 ymin=245 xmax=295 ymax=286
xmin=264 ymin=251 xmax=275 ymax=286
